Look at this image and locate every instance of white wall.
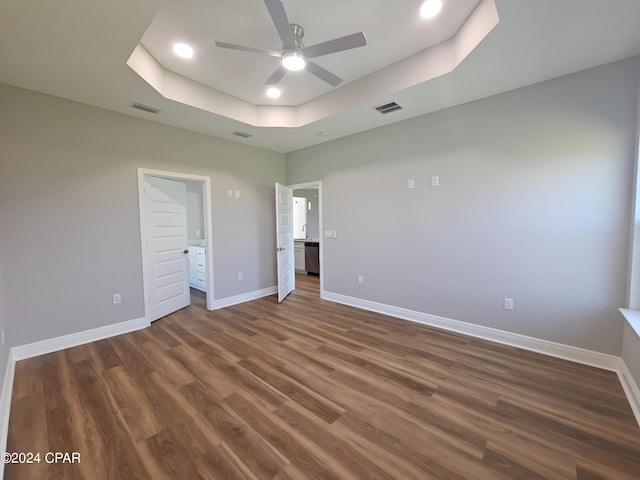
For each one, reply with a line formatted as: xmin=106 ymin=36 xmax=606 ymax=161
xmin=286 ymin=57 xmax=640 ymax=355
xmin=0 ymin=83 xmax=285 ymax=348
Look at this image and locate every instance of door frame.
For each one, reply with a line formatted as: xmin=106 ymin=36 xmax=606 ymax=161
xmin=288 ymin=180 xmax=323 ymax=296
xmin=138 ymin=168 xmax=215 ymax=322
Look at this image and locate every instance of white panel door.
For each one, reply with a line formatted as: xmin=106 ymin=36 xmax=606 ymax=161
xmin=143 ymin=176 xmax=190 ymax=321
xmin=275 ymin=183 xmax=295 ymax=302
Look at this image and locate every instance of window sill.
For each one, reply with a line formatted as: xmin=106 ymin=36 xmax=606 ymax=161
xmin=619 ymin=308 xmax=640 ymax=339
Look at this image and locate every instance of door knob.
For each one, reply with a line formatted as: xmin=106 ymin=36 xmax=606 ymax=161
xmin=183 ymin=249 xmax=189 ymax=254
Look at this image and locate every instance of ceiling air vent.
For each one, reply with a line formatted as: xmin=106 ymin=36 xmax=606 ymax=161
xmin=374 ymin=102 xmax=403 ymax=114
xmin=130 ymin=102 xmax=161 ymax=114
xmin=233 ymin=131 xmax=253 ymax=139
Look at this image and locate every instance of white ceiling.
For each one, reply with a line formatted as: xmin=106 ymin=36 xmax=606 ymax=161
xmin=140 ymin=0 xmax=481 ymax=106
xmin=1 ymin=0 xmax=640 ymax=154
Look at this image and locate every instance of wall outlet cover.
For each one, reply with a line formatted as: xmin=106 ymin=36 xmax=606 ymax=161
xmin=504 ymin=297 xmax=514 ymax=311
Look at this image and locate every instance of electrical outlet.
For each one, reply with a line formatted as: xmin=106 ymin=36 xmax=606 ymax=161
xmin=238 ymin=273 xmax=243 ymax=281
xmin=227 ymin=190 xmax=233 ymax=198
xmin=357 ymin=275 xmax=364 ymax=284
xmin=235 ymin=190 xmax=241 ymax=199
xmin=196 ymin=229 xmax=200 ymax=237
xmin=113 ymin=293 xmax=122 ymax=305
xmin=503 ymin=297 xmax=514 ymax=311
xmin=408 ymin=179 xmax=415 ymax=189
xmin=432 ymin=176 xmax=440 ymax=187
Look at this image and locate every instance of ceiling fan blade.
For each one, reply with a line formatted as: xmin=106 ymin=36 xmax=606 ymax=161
xmin=303 ymin=32 xmax=367 ymax=59
xmin=265 ymin=65 xmax=288 ymax=86
xmin=215 ymin=41 xmax=281 ymax=57
xmin=305 ymin=61 xmax=343 ymax=87
xmin=264 ymin=0 xmax=296 ymax=50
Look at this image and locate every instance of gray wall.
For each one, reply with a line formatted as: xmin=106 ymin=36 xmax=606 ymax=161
xmin=185 ymin=180 xmax=205 ymax=244
xmin=0 ymin=83 xmax=285 ymax=348
xmin=0 ymin=258 xmax=8 ymax=400
xmin=286 ymin=57 xmax=640 ymax=355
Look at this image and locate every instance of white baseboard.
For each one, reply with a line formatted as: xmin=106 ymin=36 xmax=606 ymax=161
xmin=322 ymin=290 xmax=640 ymax=426
xmin=618 ymin=361 xmax=640 ymax=426
xmin=211 ymin=286 xmax=277 ymax=310
xmin=10 ymin=317 xmax=149 ymax=362
xmin=0 ymin=352 xmax=16 ymax=476
xmin=0 ymin=316 xmax=148 ymax=480
xmin=322 ymin=291 xmax=620 ymax=369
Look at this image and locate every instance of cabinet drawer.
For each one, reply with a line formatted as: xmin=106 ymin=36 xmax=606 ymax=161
xmin=196 ymin=262 xmax=206 ymax=274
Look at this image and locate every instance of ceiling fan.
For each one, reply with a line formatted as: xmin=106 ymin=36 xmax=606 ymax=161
xmin=214 ymin=0 xmax=367 ymax=87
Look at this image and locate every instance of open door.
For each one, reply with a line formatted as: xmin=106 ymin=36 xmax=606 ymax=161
xmin=142 ymin=176 xmax=190 ymax=320
xmin=275 ymin=183 xmax=295 ymax=302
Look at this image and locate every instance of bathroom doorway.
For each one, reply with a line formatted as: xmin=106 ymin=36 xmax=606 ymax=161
xmin=138 ymin=168 xmax=214 ymax=322
xmin=290 ymin=181 xmax=322 ymax=297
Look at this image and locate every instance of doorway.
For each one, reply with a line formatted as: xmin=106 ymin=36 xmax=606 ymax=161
xmin=138 ymin=169 xmax=214 ymax=322
xmin=290 ymin=181 xmax=322 ymax=297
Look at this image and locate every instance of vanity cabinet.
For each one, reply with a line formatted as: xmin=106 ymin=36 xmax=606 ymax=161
xmin=294 ymin=241 xmax=306 ymax=273
xmin=188 ymin=246 xmax=206 ymax=292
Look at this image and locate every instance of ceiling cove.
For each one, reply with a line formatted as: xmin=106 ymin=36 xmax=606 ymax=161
xmin=127 ymin=0 xmax=499 ymax=128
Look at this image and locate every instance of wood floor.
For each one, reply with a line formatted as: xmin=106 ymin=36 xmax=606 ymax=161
xmin=6 ymin=274 xmax=640 ymax=479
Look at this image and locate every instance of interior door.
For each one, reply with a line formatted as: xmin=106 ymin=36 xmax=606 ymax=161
xmin=143 ymin=176 xmax=190 ymax=321
xmin=275 ymin=183 xmax=295 ymax=302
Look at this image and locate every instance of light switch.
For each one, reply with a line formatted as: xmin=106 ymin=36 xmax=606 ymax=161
xmin=227 ymin=190 xmax=233 ymax=198
xmin=235 ymin=190 xmax=240 ymax=198
xmin=431 ymin=176 xmax=439 ymax=187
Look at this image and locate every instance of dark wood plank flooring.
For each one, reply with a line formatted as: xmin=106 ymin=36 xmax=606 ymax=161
xmin=6 ymin=274 xmax=640 ymax=479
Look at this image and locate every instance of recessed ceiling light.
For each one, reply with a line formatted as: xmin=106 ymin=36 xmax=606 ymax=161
xmin=266 ymin=87 xmax=281 ymax=99
xmin=173 ymin=43 xmax=194 ymax=59
xmin=420 ymin=0 xmax=443 ymax=19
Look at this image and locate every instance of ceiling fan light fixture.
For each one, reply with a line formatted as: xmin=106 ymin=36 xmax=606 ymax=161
xmin=420 ymin=0 xmax=443 ymax=19
xmin=282 ymin=52 xmax=306 ymax=71
xmin=266 ymin=87 xmax=281 ymax=98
